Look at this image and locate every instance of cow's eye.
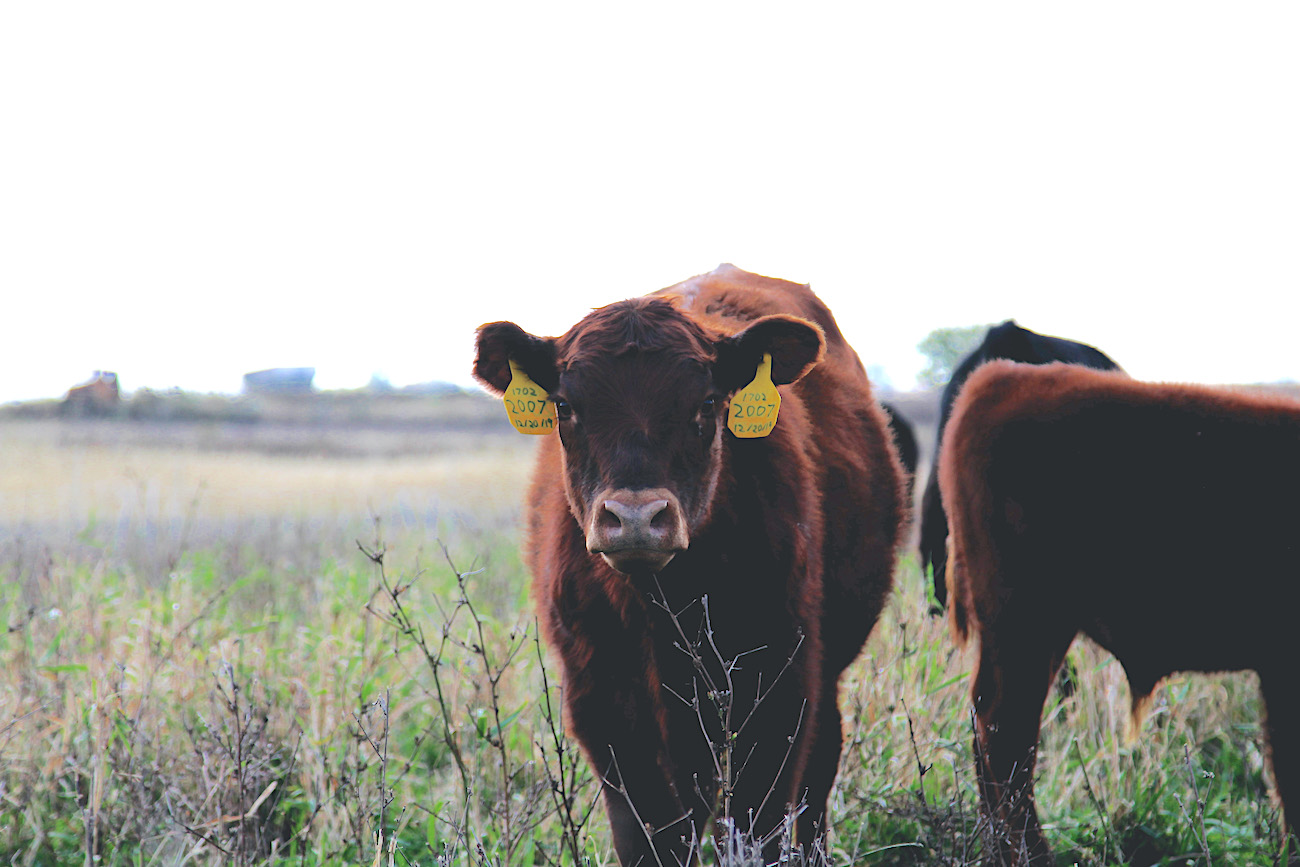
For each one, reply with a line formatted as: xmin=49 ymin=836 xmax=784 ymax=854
xmin=554 ymin=399 xmax=572 ymax=421
xmin=694 ymin=397 xmax=717 ymax=438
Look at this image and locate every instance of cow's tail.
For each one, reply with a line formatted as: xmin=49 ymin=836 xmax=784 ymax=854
xmin=1127 ymin=685 xmax=1156 ymax=745
xmin=944 ymin=536 xmax=971 ymax=645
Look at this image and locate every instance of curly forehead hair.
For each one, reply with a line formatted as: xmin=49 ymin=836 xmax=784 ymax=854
xmin=557 ymin=297 xmax=717 ymax=367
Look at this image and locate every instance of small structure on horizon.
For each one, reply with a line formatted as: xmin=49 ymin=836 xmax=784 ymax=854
xmin=243 ymin=367 xmax=316 ymax=394
xmin=62 ymin=371 xmax=120 ymax=416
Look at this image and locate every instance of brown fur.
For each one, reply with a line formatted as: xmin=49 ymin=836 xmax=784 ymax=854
xmin=941 ymin=360 xmax=1300 ymax=864
xmin=475 ymin=265 xmax=905 ymax=865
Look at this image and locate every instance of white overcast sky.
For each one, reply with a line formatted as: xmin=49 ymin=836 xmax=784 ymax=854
xmin=2 ymin=3 xmax=1297 ymax=402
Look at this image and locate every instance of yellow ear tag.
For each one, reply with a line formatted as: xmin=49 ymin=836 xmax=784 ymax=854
xmin=728 ymin=353 xmax=780 ymax=439
xmin=503 ymin=359 xmax=556 ymax=435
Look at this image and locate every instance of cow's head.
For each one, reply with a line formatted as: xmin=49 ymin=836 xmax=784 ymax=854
xmin=474 ymin=298 xmax=824 ymax=575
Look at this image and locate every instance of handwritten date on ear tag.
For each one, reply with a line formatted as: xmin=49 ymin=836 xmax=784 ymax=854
xmin=503 ymin=360 xmax=556 ymax=435
xmin=728 ymin=353 xmax=780 ymax=439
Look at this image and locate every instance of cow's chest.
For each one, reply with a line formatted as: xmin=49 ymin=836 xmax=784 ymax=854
xmin=642 ymin=577 xmax=805 ymax=734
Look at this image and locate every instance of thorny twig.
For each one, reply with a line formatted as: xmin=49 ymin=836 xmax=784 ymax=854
xmin=1177 ymin=742 xmax=1214 ymax=867
xmin=647 ymin=579 xmax=813 ymax=857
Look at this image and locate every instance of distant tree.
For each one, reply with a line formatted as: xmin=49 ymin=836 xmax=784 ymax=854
xmin=866 ymin=363 xmax=893 ymax=394
xmin=917 ymin=324 xmax=992 ymax=389
xmin=367 ymin=373 xmax=394 ymax=393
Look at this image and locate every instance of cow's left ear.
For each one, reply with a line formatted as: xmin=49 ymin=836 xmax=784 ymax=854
xmin=473 ymin=321 xmax=559 ymax=395
xmin=715 ymin=315 xmax=826 ymax=393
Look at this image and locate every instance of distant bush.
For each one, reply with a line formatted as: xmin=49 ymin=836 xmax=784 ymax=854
xmin=1 ymin=386 xmax=505 ymax=433
xmin=127 ymin=388 xmax=262 ymax=423
xmin=0 ymin=398 xmax=62 ymax=419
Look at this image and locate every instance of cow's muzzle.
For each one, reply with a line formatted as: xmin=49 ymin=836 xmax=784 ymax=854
xmin=586 ymin=487 xmax=689 ymax=574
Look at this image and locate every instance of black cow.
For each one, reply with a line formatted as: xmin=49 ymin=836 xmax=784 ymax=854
xmin=881 ymin=402 xmax=919 ymax=498
xmin=918 ymin=320 xmax=1120 ymax=608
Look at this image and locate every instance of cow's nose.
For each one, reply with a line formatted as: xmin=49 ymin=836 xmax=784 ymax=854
xmin=600 ymin=497 xmax=670 ymax=536
xmin=587 ymin=487 xmax=689 ymax=574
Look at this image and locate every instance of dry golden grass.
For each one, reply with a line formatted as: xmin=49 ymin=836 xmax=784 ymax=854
xmin=0 ymin=420 xmax=532 ymax=524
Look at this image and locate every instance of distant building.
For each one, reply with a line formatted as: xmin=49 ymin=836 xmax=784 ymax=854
xmin=62 ymin=371 xmax=120 ymax=416
xmin=243 ymin=367 xmax=316 ymax=394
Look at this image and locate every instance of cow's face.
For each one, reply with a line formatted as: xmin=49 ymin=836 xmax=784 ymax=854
xmin=475 ymin=298 xmax=823 ymax=575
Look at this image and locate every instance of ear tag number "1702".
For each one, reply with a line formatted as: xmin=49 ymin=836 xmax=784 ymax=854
xmin=503 ymin=359 xmax=555 ymax=435
xmin=728 ymin=353 xmax=780 ymax=439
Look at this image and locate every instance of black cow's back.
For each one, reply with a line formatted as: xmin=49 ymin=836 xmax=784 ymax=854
xmin=919 ymin=320 xmax=1120 ymax=608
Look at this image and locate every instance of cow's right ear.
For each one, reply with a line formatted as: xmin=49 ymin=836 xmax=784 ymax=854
xmin=473 ymin=322 xmax=559 ymax=395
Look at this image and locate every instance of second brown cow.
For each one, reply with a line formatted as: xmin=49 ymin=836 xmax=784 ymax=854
xmin=474 ymin=265 xmax=905 ymax=864
xmin=941 ymin=360 xmax=1300 ymax=864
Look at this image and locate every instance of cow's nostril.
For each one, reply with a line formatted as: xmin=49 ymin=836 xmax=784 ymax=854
xmin=599 ymin=501 xmax=625 ymax=531
xmin=649 ymin=502 xmax=672 ymax=528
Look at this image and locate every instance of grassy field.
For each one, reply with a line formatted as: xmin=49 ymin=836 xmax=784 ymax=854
xmin=0 ymin=402 xmax=1287 ymax=865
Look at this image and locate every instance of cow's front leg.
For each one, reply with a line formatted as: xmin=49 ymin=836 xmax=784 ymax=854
xmin=715 ymin=638 xmax=819 ymax=863
xmin=555 ymin=603 xmax=699 ymax=866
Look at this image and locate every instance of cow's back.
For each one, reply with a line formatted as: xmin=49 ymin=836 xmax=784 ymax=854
xmin=943 ymin=361 xmax=1300 ymax=667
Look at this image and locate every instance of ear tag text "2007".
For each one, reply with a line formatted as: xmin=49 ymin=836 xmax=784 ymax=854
xmin=728 ymin=353 xmax=780 ymax=439
xmin=503 ymin=359 xmax=555 ymax=435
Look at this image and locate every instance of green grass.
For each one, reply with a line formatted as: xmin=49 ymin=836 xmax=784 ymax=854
xmin=0 ymin=418 xmax=1290 ymax=865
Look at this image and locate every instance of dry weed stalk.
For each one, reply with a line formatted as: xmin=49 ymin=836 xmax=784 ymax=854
xmin=532 ymin=625 xmax=599 ymax=865
xmin=362 ymin=535 xmax=560 ymax=865
xmin=353 ymin=688 xmax=394 ymax=843
xmin=171 ymin=663 xmax=301 ymax=865
xmin=646 ymin=579 xmax=824 ymax=865
xmin=1177 ymin=741 xmax=1214 ymax=866
xmin=1072 ymin=736 xmax=1112 ymax=863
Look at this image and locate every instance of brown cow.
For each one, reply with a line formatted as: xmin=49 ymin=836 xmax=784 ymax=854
xmin=474 ymin=265 xmax=905 ymax=864
xmin=941 ymin=360 xmax=1300 ymax=864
